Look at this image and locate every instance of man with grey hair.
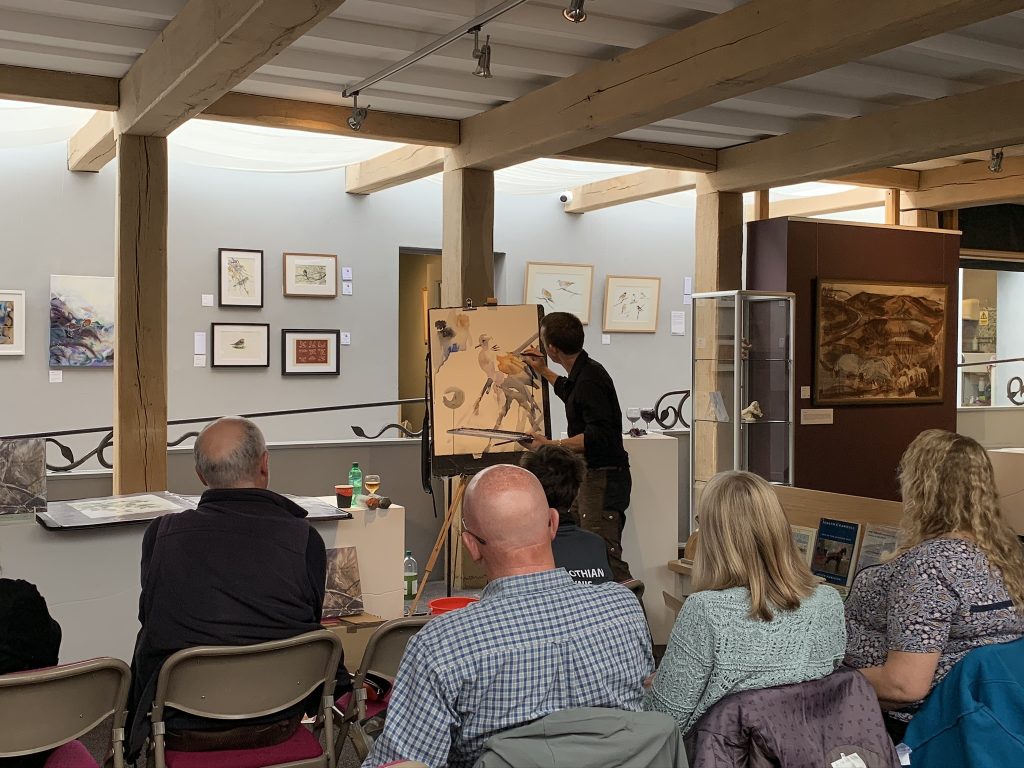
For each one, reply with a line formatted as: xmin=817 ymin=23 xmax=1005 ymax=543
xmin=126 ymin=417 xmax=348 ymax=759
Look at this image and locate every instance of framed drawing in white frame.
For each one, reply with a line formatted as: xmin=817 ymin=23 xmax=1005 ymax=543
xmin=211 ymin=323 xmax=270 ymax=368
xmin=603 ymin=275 xmax=661 ymax=333
xmin=283 ymin=253 xmax=338 ymax=298
xmin=524 ymin=262 xmax=594 ymax=324
xmin=218 ymin=248 xmax=263 ymax=307
xmin=0 ymin=289 xmax=26 ymax=356
xmin=281 ymin=329 xmax=340 ymax=376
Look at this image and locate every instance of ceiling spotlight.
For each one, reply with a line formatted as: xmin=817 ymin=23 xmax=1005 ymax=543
xmin=471 ymin=27 xmax=483 ymax=59
xmin=989 ymin=147 xmax=1004 ymax=173
xmin=347 ymin=92 xmax=369 ymax=131
xmin=563 ymin=0 xmax=586 ymax=23
xmin=474 ymin=34 xmax=493 ymax=78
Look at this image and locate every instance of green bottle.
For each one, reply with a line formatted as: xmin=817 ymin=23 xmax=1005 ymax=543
xmin=348 ymin=462 xmax=363 ymax=499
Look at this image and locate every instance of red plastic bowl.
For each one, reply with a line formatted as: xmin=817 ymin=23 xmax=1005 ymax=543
xmin=428 ymin=596 xmax=479 ymax=615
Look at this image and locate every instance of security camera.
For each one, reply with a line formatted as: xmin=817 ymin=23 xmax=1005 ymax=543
xmin=559 ymin=190 xmax=574 ymax=204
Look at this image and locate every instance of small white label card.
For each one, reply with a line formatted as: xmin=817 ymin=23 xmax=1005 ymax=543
xmin=340 ymin=332 xmax=352 ymax=345
xmin=49 ymin=370 xmax=62 ymax=383
xmin=342 ymin=281 xmax=353 ymax=295
xmin=684 ymin=276 xmax=693 ymax=295
xmin=193 ymin=354 xmax=207 ymax=367
xmin=601 ymin=334 xmax=611 ymax=345
xmin=201 ymin=294 xmax=214 ymax=307
xmin=341 ymin=266 xmax=353 ymax=281
xmin=193 ymin=331 xmax=206 ymax=355
xmin=671 ymin=311 xmax=686 ymax=336
xmin=800 ymin=385 xmax=811 ymax=400
xmin=801 ymin=408 xmax=834 ymax=425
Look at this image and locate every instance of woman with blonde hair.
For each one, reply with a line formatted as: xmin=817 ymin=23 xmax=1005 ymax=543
xmin=644 ymin=470 xmax=845 ymax=734
xmin=845 ymin=429 xmax=1024 ymax=741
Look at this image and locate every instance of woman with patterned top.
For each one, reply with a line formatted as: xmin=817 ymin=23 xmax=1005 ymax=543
xmin=845 ymin=429 xmax=1024 ymax=743
xmin=644 ymin=471 xmax=845 ymax=735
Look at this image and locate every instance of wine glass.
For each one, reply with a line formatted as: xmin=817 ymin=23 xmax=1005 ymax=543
xmin=640 ymin=408 xmax=656 ymax=434
xmin=364 ymin=474 xmax=381 ymax=497
xmin=626 ymin=407 xmax=640 ymax=434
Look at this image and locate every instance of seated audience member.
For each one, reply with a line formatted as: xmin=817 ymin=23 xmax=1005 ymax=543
xmin=125 ymin=417 xmax=349 ymax=759
xmin=364 ymin=465 xmax=653 ymax=768
xmin=520 ymin=444 xmax=613 ymax=584
xmin=845 ymin=429 xmax=1024 ymax=743
xmin=0 ymin=575 xmax=62 ymax=768
xmin=644 ymin=470 xmax=845 ymax=735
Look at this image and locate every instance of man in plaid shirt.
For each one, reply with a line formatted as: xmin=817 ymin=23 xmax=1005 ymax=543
xmin=363 ymin=464 xmax=653 ymax=768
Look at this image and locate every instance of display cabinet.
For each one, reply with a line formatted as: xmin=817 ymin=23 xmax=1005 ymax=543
xmin=690 ymin=291 xmax=795 ymax=527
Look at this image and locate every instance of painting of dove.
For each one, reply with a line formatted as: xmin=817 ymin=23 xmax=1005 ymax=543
xmin=524 ymin=262 xmax=593 ymax=324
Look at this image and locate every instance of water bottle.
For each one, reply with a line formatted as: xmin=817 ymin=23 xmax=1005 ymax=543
xmin=348 ymin=462 xmax=363 ymax=500
xmin=404 ymin=550 xmax=418 ymax=600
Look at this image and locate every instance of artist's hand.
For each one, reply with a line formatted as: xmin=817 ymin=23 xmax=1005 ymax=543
xmin=522 ymin=346 xmax=548 ymax=374
xmin=522 ymin=432 xmax=552 ymax=451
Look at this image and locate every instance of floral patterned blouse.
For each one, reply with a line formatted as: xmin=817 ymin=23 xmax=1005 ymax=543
xmin=844 ymin=537 xmax=1024 ymax=721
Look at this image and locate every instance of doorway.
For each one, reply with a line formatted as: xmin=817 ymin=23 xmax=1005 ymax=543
xmin=398 ymin=248 xmax=442 ymax=429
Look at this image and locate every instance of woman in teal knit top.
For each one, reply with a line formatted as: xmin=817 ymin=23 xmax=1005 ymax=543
xmin=644 ymin=471 xmax=846 ymax=735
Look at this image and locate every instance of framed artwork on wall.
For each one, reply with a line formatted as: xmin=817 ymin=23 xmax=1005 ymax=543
xmin=281 ymin=328 xmax=340 ymax=375
xmin=0 ymin=289 xmax=26 ymax=356
xmin=603 ymin=275 xmax=661 ymax=333
xmin=524 ymin=262 xmax=594 ymax=324
xmin=211 ymin=323 xmax=270 ymax=368
xmin=49 ymin=275 xmax=115 ymax=367
xmin=283 ymin=253 xmax=338 ymax=298
xmin=218 ymin=248 xmax=263 ymax=307
xmin=815 ymin=279 xmax=947 ymax=405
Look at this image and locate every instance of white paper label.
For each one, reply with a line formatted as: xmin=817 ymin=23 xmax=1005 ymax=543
xmin=193 ymin=332 xmax=206 ymax=355
xmin=800 ymin=386 xmax=811 ymax=399
xmin=193 ymin=354 xmax=207 ymax=368
xmin=801 ymin=408 xmax=834 ymax=425
xmin=684 ymin=276 xmax=693 ymax=295
xmin=49 ymin=370 xmax=62 ymax=383
xmin=341 ymin=266 xmax=353 ymax=281
xmin=340 ymin=332 xmax=352 ymax=345
xmin=683 ymin=294 xmax=693 ymax=305
xmin=342 ymin=281 xmax=353 ymax=295
xmin=671 ymin=311 xmax=686 ymax=336
xmin=601 ymin=334 xmax=611 ymax=345
xmin=201 ymin=294 xmax=214 ymax=307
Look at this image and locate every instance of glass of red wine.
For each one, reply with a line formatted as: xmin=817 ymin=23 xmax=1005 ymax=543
xmin=640 ymin=408 xmax=656 ymax=434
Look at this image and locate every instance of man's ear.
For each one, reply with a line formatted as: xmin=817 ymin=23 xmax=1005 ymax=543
xmin=196 ymin=467 xmax=208 ymax=487
xmin=260 ymin=451 xmax=270 ymax=483
xmin=462 ymin=531 xmax=483 ymax=563
xmin=549 ymin=508 xmax=559 ymax=540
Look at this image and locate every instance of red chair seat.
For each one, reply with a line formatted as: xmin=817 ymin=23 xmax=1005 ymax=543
xmin=164 ymin=726 xmax=323 ymax=768
xmin=335 ymin=690 xmax=389 ymax=720
xmin=44 ymin=740 xmax=100 ymax=768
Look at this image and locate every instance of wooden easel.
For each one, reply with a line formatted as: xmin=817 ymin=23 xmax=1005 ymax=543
xmin=408 ymin=475 xmax=467 ymax=615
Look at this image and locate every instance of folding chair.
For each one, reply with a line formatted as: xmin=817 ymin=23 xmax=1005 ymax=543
xmin=0 ymin=657 xmax=131 ymax=768
xmin=334 ymin=616 xmax=431 ymax=761
xmin=150 ymin=630 xmax=342 ymax=768
xmin=620 ymin=578 xmax=646 ymax=603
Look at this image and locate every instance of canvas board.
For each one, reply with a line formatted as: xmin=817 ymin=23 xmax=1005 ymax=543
xmin=211 ymin=323 xmax=270 ymax=367
xmin=0 ymin=289 xmax=25 ymax=356
xmin=0 ymin=439 xmax=46 ymax=515
xmin=815 ymin=280 xmax=947 ymax=405
xmin=603 ymin=275 xmax=661 ymax=333
xmin=284 ymin=253 xmax=337 ymax=297
xmin=49 ymin=275 xmax=115 ymax=367
xmin=524 ymin=262 xmax=593 ymax=324
xmin=428 ymin=304 xmax=550 ymax=476
xmin=219 ymin=248 xmax=263 ymax=307
xmin=323 ymin=546 xmax=364 ymax=619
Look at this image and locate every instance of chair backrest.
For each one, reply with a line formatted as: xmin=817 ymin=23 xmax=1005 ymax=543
xmin=152 ymin=629 xmax=342 ymax=722
xmin=354 ymin=616 xmax=431 ymax=685
xmin=0 ymin=657 xmax=130 ymax=764
xmin=621 ymin=578 xmax=645 ymax=602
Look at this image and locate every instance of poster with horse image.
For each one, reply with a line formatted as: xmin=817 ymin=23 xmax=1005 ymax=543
xmin=428 ymin=304 xmax=551 ymax=476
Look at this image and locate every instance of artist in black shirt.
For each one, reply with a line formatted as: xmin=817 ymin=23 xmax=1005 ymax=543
xmin=525 ymin=312 xmax=633 ymax=580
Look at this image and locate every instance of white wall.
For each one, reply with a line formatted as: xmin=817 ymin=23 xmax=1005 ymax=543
xmin=1 ymin=141 xmax=695 ymax=461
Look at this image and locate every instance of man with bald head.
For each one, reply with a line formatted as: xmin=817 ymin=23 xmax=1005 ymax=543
xmin=126 ymin=417 xmax=346 ymax=758
xmin=364 ymin=464 xmax=653 ymax=768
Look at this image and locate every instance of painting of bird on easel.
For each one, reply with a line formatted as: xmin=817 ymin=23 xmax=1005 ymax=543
xmin=524 ymin=262 xmax=593 ymax=324
xmin=428 ymin=304 xmax=551 ymax=475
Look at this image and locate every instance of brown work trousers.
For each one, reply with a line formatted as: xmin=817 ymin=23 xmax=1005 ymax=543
xmin=571 ymin=466 xmax=633 ymax=581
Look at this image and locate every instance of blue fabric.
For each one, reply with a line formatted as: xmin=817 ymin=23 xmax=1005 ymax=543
xmin=904 ymin=637 xmax=1024 ymax=768
xmin=363 ymin=569 xmax=653 ymax=768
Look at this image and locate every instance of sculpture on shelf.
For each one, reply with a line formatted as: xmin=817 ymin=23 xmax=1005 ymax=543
xmin=741 ymin=401 xmax=764 ymax=423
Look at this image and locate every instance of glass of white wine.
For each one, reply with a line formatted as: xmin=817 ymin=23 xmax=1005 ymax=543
xmin=364 ymin=474 xmax=381 ymax=496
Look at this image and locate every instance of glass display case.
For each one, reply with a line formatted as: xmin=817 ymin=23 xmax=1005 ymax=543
xmin=690 ymin=291 xmax=795 ymax=527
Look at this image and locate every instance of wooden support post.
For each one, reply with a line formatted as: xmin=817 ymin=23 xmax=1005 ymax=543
xmin=752 ymin=189 xmax=770 ymax=221
xmin=940 ymin=209 xmax=959 ymax=231
xmin=902 ymin=209 xmax=940 ymax=228
xmin=442 ymin=165 xmax=495 ymax=308
xmin=695 ymin=176 xmax=744 ymax=292
xmin=114 ymin=134 xmax=168 ymax=494
xmin=885 ymin=188 xmax=900 ymax=225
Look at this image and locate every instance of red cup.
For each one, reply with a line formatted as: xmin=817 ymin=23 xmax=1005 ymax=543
xmin=335 ymin=484 xmax=354 ymax=509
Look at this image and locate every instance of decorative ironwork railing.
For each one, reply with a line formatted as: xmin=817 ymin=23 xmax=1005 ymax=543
xmin=654 ymin=390 xmax=692 ymax=430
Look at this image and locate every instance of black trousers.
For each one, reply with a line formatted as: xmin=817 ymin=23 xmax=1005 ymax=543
xmin=572 ymin=466 xmax=633 ymax=581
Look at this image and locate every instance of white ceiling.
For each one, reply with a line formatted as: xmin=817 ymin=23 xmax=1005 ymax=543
xmin=0 ymin=0 xmax=1022 ymax=152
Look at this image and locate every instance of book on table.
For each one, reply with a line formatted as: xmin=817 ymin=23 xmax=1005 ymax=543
xmin=790 ymin=525 xmax=817 ymax=567
xmin=854 ymin=524 xmax=901 ymax=574
xmin=811 ymin=518 xmax=863 ymax=588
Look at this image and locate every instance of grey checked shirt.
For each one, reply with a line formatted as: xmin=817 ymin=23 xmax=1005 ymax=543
xmin=363 ymin=568 xmax=654 ymax=768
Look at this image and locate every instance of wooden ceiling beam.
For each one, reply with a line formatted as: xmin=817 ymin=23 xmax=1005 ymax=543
xmin=904 ymin=156 xmax=1024 ymax=210
xmin=552 ymin=138 xmax=717 ymax=172
xmin=748 ymin=187 xmax=886 ymax=219
xmin=564 ymin=169 xmax=699 ymax=214
xmin=0 ymin=63 xmax=118 ymax=110
xmin=68 ymin=0 xmax=349 ymax=172
xmin=346 ymin=145 xmax=445 ymax=195
xmin=707 ymin=79 xmax=1024 ymax=192
xmin=449 ymin=0 xmax=1024 ymax=171
xmin=831 ymin=167 xmax=921 ymax=190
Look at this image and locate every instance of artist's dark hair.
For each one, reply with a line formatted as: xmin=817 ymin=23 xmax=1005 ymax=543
xmin=520 ymin=445 xmax=585 ymax=520
xmin=541 ymin=312 xmax=584 ymax=355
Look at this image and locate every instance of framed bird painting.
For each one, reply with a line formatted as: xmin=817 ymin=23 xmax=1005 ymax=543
xmin=524 ymin=262 xmax=594 ymax=324
xmin=211 ymin=323 xmax=270 ymax=368
xmin=603 ymin=275 xmax=661 ymax=333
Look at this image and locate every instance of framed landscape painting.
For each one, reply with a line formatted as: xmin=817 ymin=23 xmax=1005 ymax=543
xmin=211 ymin=323 xmax=270 ymax=368
xmin=281 ymin=328 xmax=340 ymax=375
xmin=218 ymin=248 xmax=263 ymax=307
xmin=49 ymin=275 xmax=115 ymax=367
xmin=524 ymin=262 xmax=593 ymax=324
xmin=815 ymin=279 xmax=947 ymax=405
xmin=284 ymin=253 xmax=337 ymax=298
xmin=0 ymin=289 xmax=25 ymax=356
xmin=603 ymin=275 xmax=661 ymax=333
